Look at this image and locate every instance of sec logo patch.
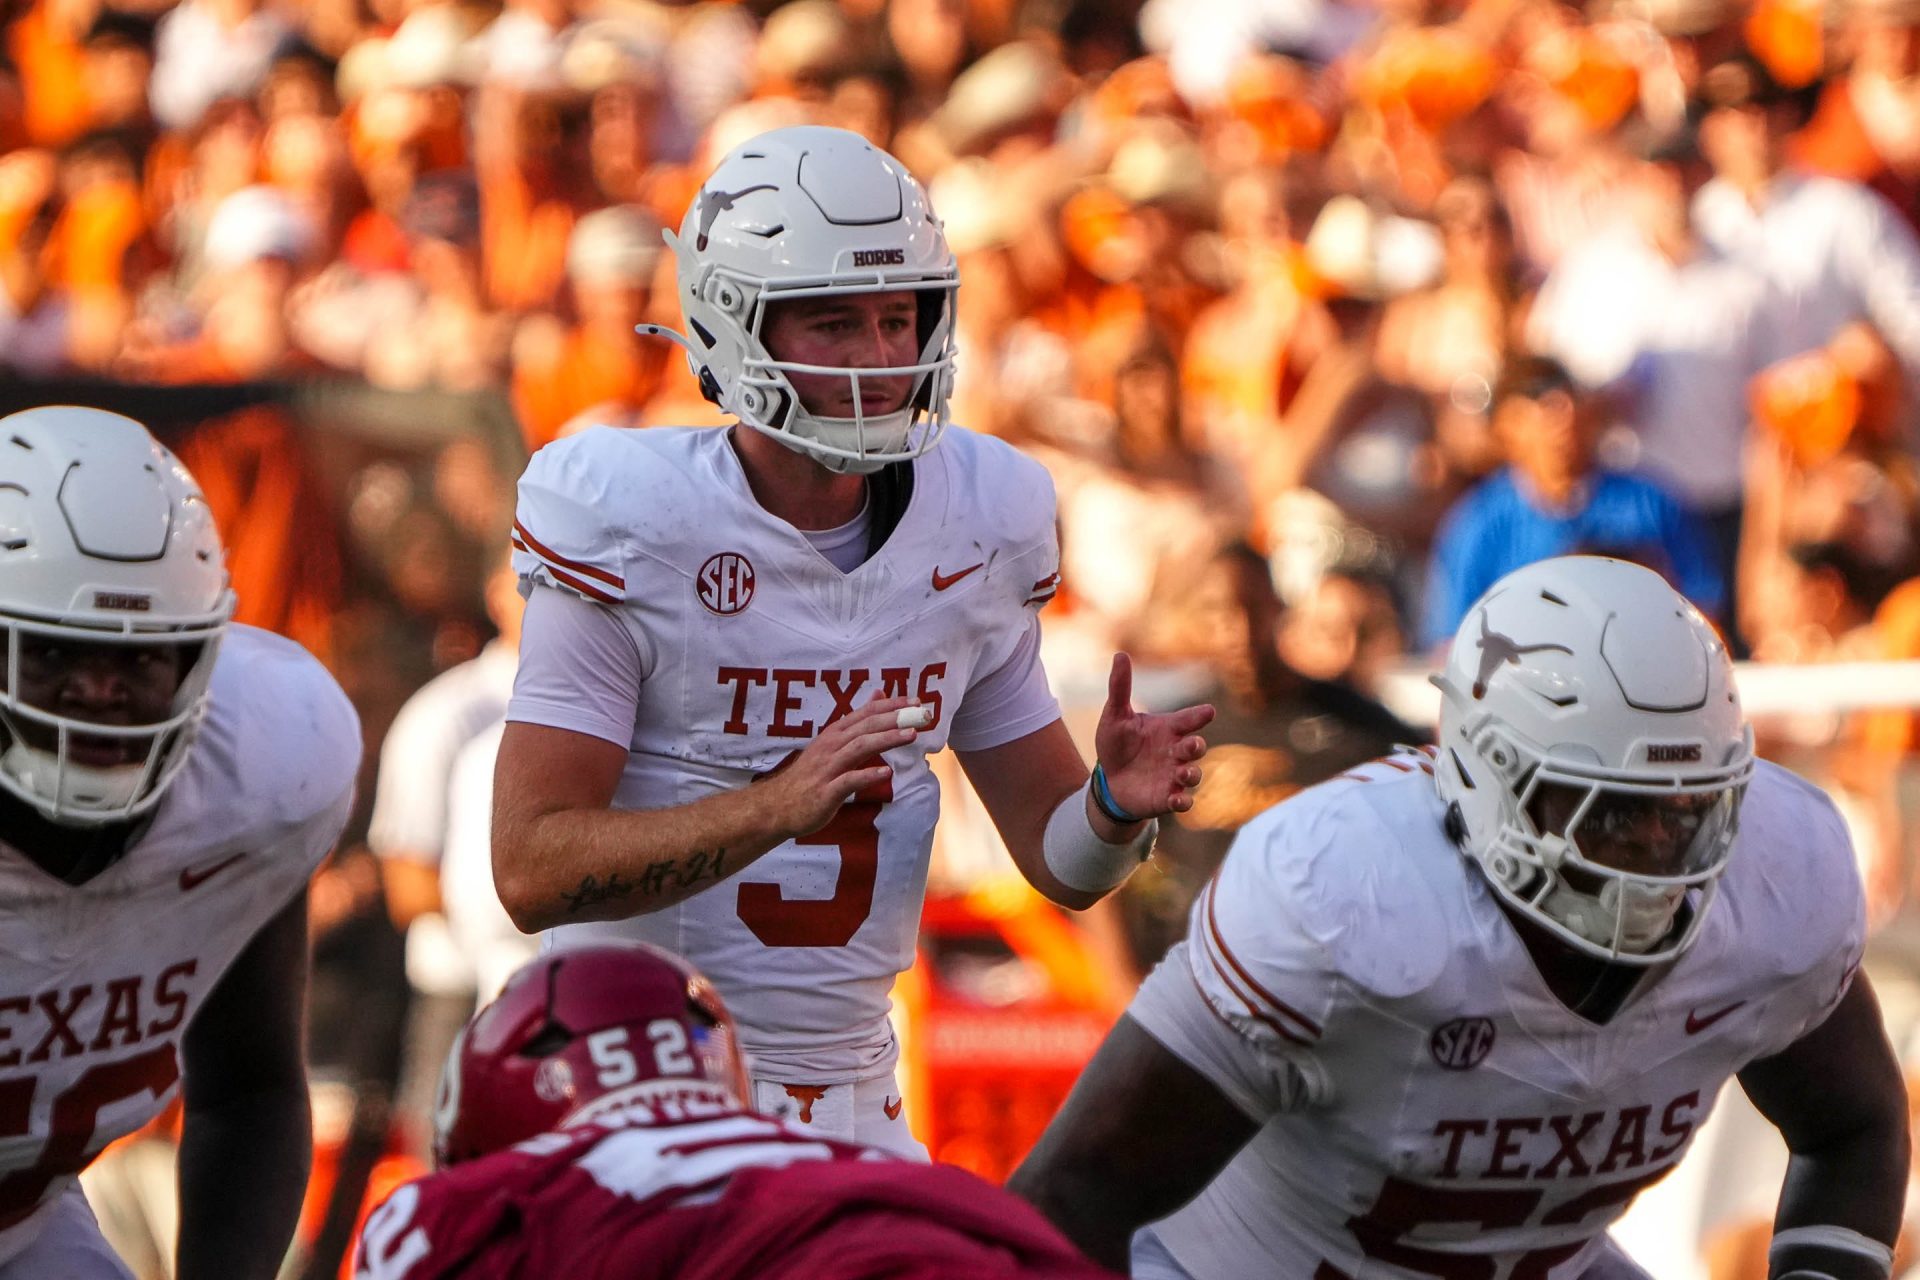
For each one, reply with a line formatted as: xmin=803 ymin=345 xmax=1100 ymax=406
xmin=1430 ymin=1017 xmax=1496 ymax=1070
xmin=698 ymin=552 xmax=756 ymax=616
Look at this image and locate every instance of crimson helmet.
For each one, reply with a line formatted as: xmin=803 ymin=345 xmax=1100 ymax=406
xmin=432 ymin=943 xmax=752 ymax=1167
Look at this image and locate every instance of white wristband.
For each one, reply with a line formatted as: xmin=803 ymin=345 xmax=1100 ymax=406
xmin=1042 ymin=778 xmax=1157 ymax=894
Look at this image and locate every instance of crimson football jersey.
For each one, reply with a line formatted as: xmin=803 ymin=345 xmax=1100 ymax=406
xmin=355 ymin=1106 xmax=1115 ymax=1279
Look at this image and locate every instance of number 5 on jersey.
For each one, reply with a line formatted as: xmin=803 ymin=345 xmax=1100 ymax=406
xmin=739 ymin=760 xmax=893 ymax=948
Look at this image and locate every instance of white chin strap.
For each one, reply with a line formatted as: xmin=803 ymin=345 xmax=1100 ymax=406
xmin=2 ymin=741 xmax=145 ymax=818
xmin=1540 ymin=876 xmax=1685 ymax=954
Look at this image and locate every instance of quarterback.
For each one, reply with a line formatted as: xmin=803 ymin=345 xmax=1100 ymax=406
xmin=0 ymin=408 xmax=360 ymax=1278
xmin=353 ymin=943 xmax=1117 ymax=1279
xmin=1012 ymin=556 xmax=1907 ymax=1280
xmin=491 ymin=126 xmax=1212 ymax=1151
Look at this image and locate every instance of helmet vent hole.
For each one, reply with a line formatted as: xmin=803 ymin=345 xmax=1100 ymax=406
xmin=744 ymin=224 xmax=784 ymax=239
xmin=1539 ymin=590 xmax=1567 ymax=606
xmin=9 ymin=436 xmax=30 ymax=450
xmin=518 ymin=1021 xmax=572 ymax=1057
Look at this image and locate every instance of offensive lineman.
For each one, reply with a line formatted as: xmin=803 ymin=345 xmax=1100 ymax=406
xmin=353 ymin=943 xmax=1117 ymax=1279
xmin=0 ymin=408 xmax=360 ymax=1278
xmin=491 ymin=125 xmax=1213 ymax=1151
xmin=1011 ymin=555 xmax=1907 ymax=1280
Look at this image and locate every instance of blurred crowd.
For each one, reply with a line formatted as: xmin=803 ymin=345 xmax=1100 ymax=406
xmin=8 ymin=0 xmax=1920 ymax=1271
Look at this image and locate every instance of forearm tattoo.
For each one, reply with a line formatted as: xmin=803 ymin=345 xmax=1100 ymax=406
xmin=558 ymin=848 xmax=729 ymax=916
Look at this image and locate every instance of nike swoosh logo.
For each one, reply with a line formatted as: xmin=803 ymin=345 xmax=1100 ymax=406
xmin=883 ymin=1096 xmax=903 ymax=1121
xmin=1685 ymin=1000 xmax=1747 ymax=1035
xmin=931 ymin=562 xmax=984 ymax=591
xmin=180 ymin=853 xmax=248 ymax=892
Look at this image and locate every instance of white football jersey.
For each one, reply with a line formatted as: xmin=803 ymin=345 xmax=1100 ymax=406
xmin=0 ymin=625 xmax=359 ymax=1262
xmin=510 ymin=426 xmax=1061 ymax=1080
xmin=1131 ymin=752 xmax=1864 ymax=1280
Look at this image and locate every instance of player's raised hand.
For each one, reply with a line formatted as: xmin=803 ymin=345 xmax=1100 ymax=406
xmin=1093 ymin=652 xmax=1214 ymax=820
xmin=756 ymin=694 xmax=927 ymax=838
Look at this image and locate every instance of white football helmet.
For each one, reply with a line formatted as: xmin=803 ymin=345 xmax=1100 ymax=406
xmin=0 ymin=407 xmax=236 ymax=824
xmin=1431 ymin=556 xmax=1753 ymax=965
xmin=642 ymin=125 xmax=959 ymax=474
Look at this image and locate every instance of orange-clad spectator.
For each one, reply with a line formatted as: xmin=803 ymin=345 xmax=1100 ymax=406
xmin=889 ymin=0 xmax=973 ymax=123
xmin=1740 ymin=322 xmax=1919 ymax=650
xmin=1376 ymin=174 xmax=1516 ymax=481
xmin=563 ymin=17 xmax=669 ymax=204
xmin=9 ymin=0 xmax=94 ymax=146
xmin=1181 ymin=165 xmax=1321 ymax=463
xmin=1793 ymin=0 xmax=1920 ymax=238
xmin=1350 ymin=23 xmax=1503 ymax=206
xmin=146 ymin=95 xmax=264 ymax=295
xmin=336 ymin=6 xmax=482 ymax=275
xmin=1853 ymin=575 xmax=1920 ymax=918
xmin=77 ymin=10 xmax=157 ymax=140
xmin=44 ymin=130 xmax=151 ymax=369
xmin=511 ymin=204 xmax=668 ymax=449
xmin=297 ymin=170 xmax=512 ymax=391
xmin=122 ymin=184 xmax=342 ymax=658
xmin=1206 ymin=54 xmax=1328 ymax=170
xmin=1250 ymin=194 xmax=1453 ymax=558
xmin=474 ymin=83 xmax=592 ymax=313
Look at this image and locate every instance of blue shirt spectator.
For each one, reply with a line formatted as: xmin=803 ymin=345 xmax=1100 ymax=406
xmin=1420 ymin=357 xmax=1727 ymax=649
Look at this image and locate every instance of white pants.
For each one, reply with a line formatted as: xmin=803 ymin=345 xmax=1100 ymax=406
xmin=0 ymin=1188 xmax=135 ymax=1280
xmin=1128 ymin=1224 xmax=1654 ymax=1280
xmin=752 ymin=1071 xmax=926 ymax=1159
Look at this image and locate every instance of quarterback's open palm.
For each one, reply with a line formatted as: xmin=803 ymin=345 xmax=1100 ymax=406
xmin=1094 ymin=652 xmax=1215 ymax=818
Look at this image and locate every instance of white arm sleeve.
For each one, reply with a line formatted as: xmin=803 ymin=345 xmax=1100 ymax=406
xmin=947 ymin=614 xmax=1062 ymax=752
xmin=504 ymin=585 xmax=652 ymax=747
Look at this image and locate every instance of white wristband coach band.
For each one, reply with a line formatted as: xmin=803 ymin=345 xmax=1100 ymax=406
xmin=1042 ymin=776 xmax=1158 ymax=894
